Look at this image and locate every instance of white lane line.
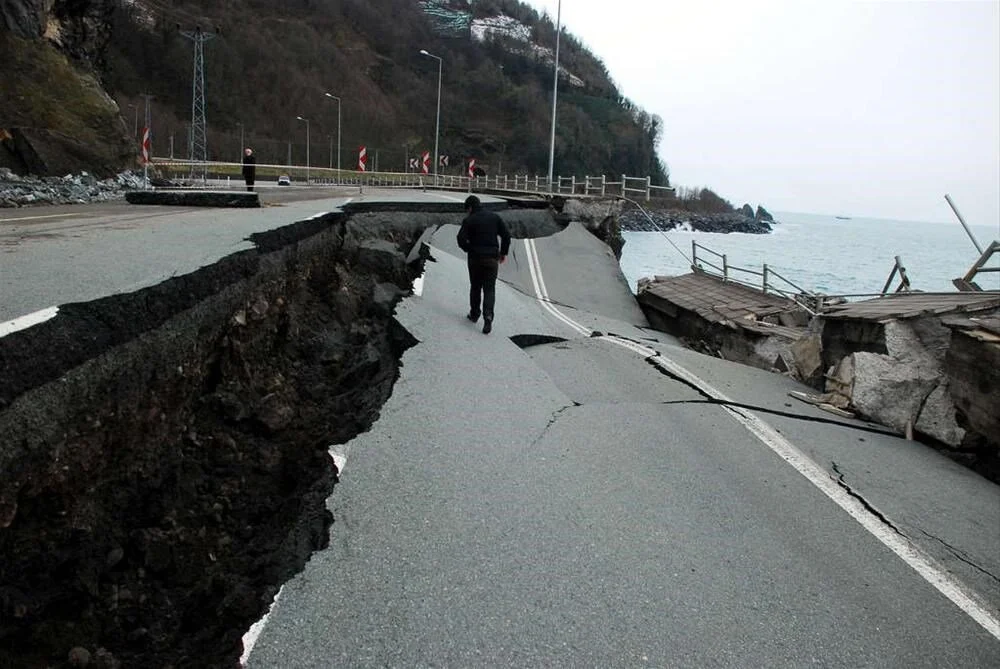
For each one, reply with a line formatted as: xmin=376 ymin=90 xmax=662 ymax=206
xmin=240 ymin=585 xmax=285 ymax=667
xmin=523 ymin=238 xmax=590 ymax=336
xmin=0 ymin=306 xmax=59 ymax=338
xmin=242 ymin=446 xmax=345 ymax=665
xmin=0 ymin=213 xmax=85 ymax=223
xmin=524 ymin=243 xmax=1000 ymax=641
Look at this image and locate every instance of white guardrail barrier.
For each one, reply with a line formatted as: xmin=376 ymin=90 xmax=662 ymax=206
xmin=149 ymin=158 xmax=675 ymax=201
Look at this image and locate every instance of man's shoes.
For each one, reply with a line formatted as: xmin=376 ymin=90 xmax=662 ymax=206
xmin=482 ymin=318 xmax=492 ymax=334
xmin=466 ymin=312 xmax=479 ymax=323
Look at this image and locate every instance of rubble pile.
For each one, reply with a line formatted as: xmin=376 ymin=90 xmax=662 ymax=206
xmin=0 ymin=168 xmax=144 ymax=207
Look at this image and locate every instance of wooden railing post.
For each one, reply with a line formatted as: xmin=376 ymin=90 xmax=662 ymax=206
xmin=601 ymin=175 xmax=606 ymax=196
xmin=646 ymin=175 xmax=651 ymax=202
xmin=763 ymin=263 xmax=769 ymax=294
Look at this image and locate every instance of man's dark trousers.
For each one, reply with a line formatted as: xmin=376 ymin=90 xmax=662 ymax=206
xmin=468 ymin=256 xmax=500 ymax=321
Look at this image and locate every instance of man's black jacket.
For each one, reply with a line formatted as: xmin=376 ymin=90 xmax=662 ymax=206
xmin=457 ymin=208 xmax=511 ymax=259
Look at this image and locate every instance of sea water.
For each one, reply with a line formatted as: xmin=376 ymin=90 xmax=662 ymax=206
xmin=618 ymin=211 xmax=1000 ymax=297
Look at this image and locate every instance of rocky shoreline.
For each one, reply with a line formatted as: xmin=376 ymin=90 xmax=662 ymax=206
xmin=619 ymin=207 xmax=774 ymax=234
xmin=0 ymin=168 xmax=144 ymax=208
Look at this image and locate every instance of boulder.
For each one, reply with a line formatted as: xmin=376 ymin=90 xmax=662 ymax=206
xmin=755 ymin=205 xmax=774 ymax=222
xmin=915 ymin=382 xmax=966 ymax=447
xmin=790 ymin=333 xmax=823 ymax=387
xmin=740 ymin=203 xmax=754 ymax=218
xmin=848 ymin=351 xmax=940 ymax=433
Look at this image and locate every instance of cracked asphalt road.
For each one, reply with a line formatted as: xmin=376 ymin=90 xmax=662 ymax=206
xmin=246 ymin=218 xmax=1000 ymax=667
xmin=3 ymin=191 xmax=996 ymax=665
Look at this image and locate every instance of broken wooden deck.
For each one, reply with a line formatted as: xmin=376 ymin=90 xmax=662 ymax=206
xmin=636 ymin=270 xmax=809 ymax=339
xmin=821 ymin=292 xmax=1000 ymax=321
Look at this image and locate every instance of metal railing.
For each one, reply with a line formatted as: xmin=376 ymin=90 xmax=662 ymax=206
xmin=880 ymin=256 xmax=912 ymax=295
xmin=954 ymin=240 xmax=1000 ymax=291
xmin=149 ymin=158 xmax=674 ymax=200
xmin=690 ymin=241 xmax=820 ymax=315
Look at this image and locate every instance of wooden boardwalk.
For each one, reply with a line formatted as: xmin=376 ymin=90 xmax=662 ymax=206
xmin=637 ymin=271 xmax=809 ymax=339
xmin=822 ymin=292 xmax=1000 ymax=321
xmin=639 ymin=271 xmax=1000 ymax=328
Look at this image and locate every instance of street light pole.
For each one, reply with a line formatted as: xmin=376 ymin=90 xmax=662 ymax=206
xmin=420 ymin=49 xmax=442 ymax=186
xmin=324 ymin=92 xmax=342 ymax=174
xmin=296 ymin=115 xmax=310 ymax=183
xmin=547 ymin=0 xmax=562 ymax=192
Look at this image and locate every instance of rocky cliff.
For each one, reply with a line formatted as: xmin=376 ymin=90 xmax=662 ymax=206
xmin=0 ymin=0 xmax=132 ymax=176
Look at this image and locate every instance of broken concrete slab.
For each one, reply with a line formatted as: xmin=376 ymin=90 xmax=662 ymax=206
xmin=846 ymin=350 xmax=940 ymax=434
xmin=125 ymin=189 xmax=261 ymax=207
xmin=915 ymin=382 xmax=967 ymax=447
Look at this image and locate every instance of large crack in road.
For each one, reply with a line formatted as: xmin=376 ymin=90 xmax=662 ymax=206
xmin=0 ymin=202 xmax=562 ymax=668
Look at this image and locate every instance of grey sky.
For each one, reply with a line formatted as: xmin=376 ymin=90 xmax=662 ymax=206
xmin=522 ymin=0 xmax=1000 ymax=226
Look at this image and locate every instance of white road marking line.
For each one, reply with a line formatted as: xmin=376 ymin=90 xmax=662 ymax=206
xmin=240 ymin=585 xmax=285 ymax=667
xmin=0 ymin=306 xmax=59 ymax=338
xmin=524 ymin=239 xmax=1000 ymax=641
xmin=523 ymin=238 xmax=589 ymax=336
xmin=242 ymin=446 xmax=346 ymax=664
xmin=0 ymin=213 xmax=85 ymax=223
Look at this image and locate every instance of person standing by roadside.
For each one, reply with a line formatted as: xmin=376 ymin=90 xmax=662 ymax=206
xmin=457 ymin=195 xmax=511 ymax=334
xmin=242 ymin=147 xmax=256 ymax=191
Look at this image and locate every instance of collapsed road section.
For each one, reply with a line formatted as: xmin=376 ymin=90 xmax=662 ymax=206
xmin=0 ymin=201 xmax=563 ymax=668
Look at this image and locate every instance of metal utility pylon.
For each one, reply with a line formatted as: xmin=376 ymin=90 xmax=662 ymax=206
xmin=180 ymin=27 xmax=216 ymax=183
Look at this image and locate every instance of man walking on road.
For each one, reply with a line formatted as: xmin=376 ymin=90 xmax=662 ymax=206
xmin=242 ymin=147 xmax=256 ymax=191
xmin=457 ymin=195 xmax=511 ymax=334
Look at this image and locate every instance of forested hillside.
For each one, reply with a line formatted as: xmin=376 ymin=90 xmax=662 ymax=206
xmin=105 ymin=0 xmax=668 ymax=182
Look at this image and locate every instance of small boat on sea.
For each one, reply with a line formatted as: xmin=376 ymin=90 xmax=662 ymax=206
xmin=835 ymin=215 xmax=852 ymax=220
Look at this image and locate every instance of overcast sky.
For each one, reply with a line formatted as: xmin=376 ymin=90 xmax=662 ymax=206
xmin=521 ymin=0 xmax=1000 ymax=226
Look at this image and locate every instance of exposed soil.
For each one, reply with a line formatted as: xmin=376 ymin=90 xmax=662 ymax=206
xmin=0 ymin=206 xmax=464 ymax=668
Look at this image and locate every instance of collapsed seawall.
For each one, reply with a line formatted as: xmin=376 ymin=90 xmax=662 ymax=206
xmin=0 ymin=202 xmax=561 ymax=668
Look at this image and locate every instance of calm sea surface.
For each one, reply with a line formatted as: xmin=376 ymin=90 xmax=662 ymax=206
xmin=618 ymin=211 xmax=1000 ymax=297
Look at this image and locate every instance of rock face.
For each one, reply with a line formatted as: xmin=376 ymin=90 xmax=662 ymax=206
xmin=740 ymin=203 xmax=754 ymax=218
xmin=619 ymin=207 xmax=772 ymax=234
xmin=755 ymin=205 xmax=774 ymax=222
xmin=1 ymin=3 xmax=132 ymax=177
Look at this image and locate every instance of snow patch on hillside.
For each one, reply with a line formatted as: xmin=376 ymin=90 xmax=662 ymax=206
xmin=471 ymin=15 xmax=585 ymax=88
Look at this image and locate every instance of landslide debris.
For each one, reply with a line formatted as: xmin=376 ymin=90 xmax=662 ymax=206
xmin=0 ymin=210 xmax=425 ymax=668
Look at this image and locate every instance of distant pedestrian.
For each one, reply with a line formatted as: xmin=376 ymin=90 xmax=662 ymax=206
xmin=242 ymin=147 xmax=256 ymax=191
xmin=457 ymin=195 xmax=511 ymax=334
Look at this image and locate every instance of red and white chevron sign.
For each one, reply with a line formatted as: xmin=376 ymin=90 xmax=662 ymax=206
xmin=421 ymin=151 xmax=430 ymax=175
xmin=141 ymin=127 xmax=150 ymax=165
xmin=358 ymin=145 xmax=367 ymax=172
xmin=467 ymin=158 xmax=476 ymax=178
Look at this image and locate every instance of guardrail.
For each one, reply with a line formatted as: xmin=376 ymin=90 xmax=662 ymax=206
xmin=149 ymin=158 xmax=674 ymax=200
xmin=880 ymin=256 xmax=912 ymax=295
xmin=954 ymin=240 xmax=1000 ymax=291
xmin=691 ymin=241 xmax=821 ymax=315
